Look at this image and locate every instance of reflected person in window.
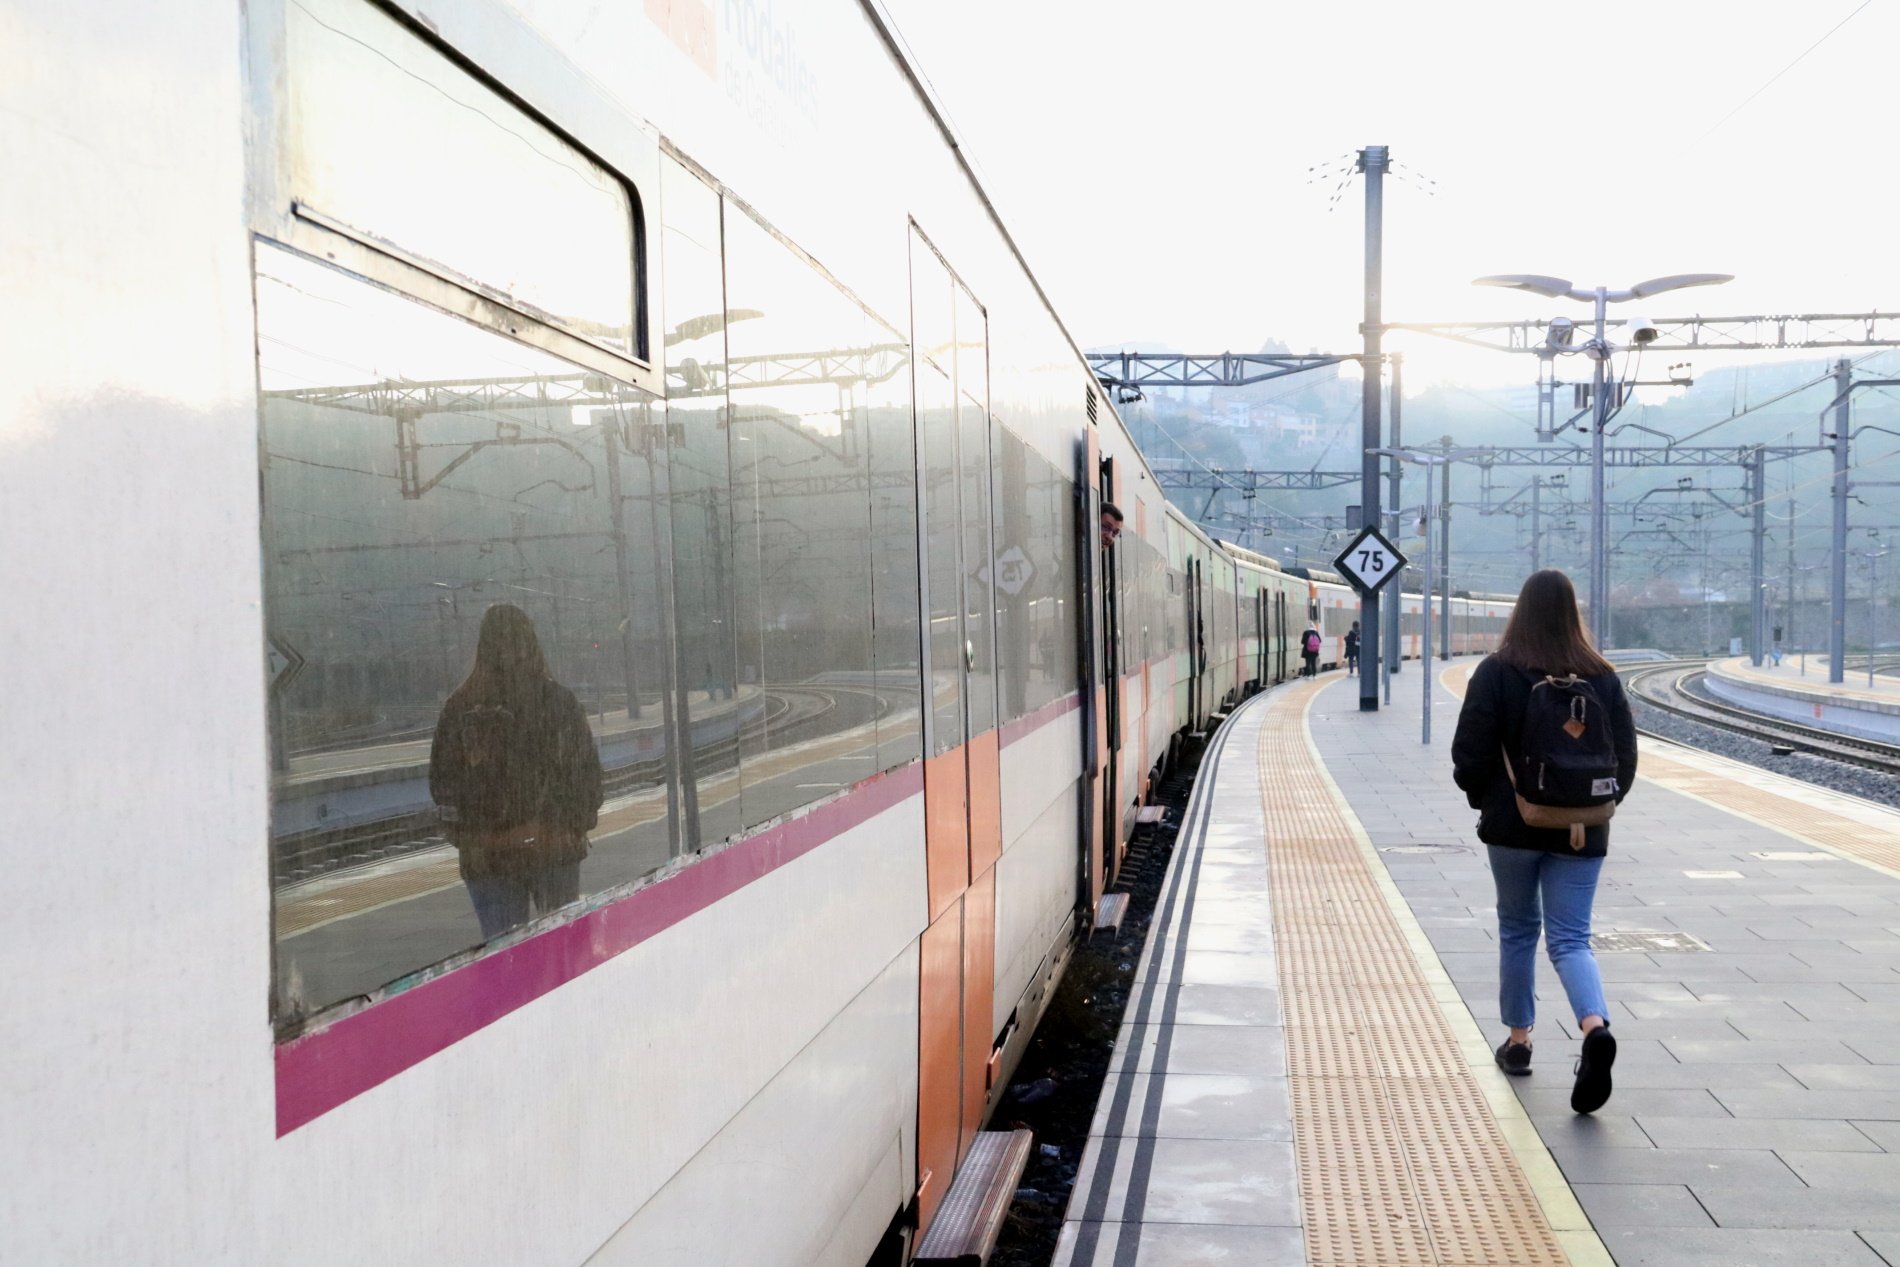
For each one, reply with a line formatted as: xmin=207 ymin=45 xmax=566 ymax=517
xmin=429 ymin=604 xmax=604 ymax=940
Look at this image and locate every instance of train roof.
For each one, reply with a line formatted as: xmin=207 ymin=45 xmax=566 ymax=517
xmin=1212 ymin=539 xmax=1283 ymax=572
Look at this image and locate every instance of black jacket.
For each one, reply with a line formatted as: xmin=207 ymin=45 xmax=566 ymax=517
xmin=1450 ymin=655 xmax=1637 ymax=856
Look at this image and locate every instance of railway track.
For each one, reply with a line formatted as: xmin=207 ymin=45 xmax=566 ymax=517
xmin=1623 ymin=659 xmax=1900 ymax=778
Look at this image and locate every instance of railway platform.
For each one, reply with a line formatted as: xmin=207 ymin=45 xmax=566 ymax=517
xmin=1707 ymin=656 xmax=1900 ymax=744
xmin=1057 ymin=664 xmax=1900 ymax=1267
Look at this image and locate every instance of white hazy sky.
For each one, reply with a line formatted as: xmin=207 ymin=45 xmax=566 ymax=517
xmin=878 ymin=0 xmax=1899 ymax=388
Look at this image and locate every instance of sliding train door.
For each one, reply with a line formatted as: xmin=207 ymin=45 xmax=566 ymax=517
xmin=910 ymin=229 xmax=1003 ymax=1231
xmin=1098 ymin=456 xmax=1124 ymax=885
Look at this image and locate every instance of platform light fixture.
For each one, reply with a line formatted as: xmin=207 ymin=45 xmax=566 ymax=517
xmin=1472 ymin=271 xmax=1734 ymax=647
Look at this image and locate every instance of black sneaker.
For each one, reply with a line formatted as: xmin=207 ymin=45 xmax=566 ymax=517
xmin=1571 ymin=1026 xmax=1617 ymax=1114
xmin=1494 ymin=1039 xmax=1533 ymax=1077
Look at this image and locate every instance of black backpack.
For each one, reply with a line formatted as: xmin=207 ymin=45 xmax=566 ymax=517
xmin=1504 ymin=672 xmax=1619 ymax=850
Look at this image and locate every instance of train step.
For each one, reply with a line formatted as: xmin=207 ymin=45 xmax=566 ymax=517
xmin=913 ymin=1129 xmax=1034 ymax=1266
xmin=1093 ymin=892 xmax=1130 ymax=934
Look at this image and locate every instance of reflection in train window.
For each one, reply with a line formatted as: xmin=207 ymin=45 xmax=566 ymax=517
xmin=723 ymin=207 xmax=891 ymax=826
xmin=255 ymin=243 xmax=671 ymax=1034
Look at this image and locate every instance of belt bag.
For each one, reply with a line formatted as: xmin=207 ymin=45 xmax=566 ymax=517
xmin=1502 ymin=751 xmax=1615 ymax=851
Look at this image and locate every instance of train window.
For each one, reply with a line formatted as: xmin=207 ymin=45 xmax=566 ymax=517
xmin=659 ymin=160 xmax=743 ymax=849
xmin=957 ymin=297 xmax=997 ymax=739
xmin=723 ymin=207 xmax=882 ymax=825
xmin=912 ymin=242 xmax=964 ymax=757
xmin=255 ymin=243 xmax=672 ymax=1035
xmin=284 ymin=0 xmax=642 ymax=359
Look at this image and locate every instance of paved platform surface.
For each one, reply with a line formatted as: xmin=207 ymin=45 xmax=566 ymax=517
xmin=1058 ymin=663 xmax=1900 ymax=1266
xmin=1318 ymin=663 xmax=1900 ymax=1266
xmin=1715 ymin=654 xmax=1900 ymax=711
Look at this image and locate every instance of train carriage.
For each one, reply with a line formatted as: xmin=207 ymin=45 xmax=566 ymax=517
xmin=2 ymin=1 xmax=1510 ymax=1263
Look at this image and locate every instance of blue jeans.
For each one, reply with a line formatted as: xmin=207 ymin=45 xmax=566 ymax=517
xmin=465 ymin=862 xmax=582 ymax=941
xmin=1487 ymin=846 xmax=1609 ymax=1030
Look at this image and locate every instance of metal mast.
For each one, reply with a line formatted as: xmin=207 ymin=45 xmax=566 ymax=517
xmin=1358 ymin=145 xmax=1388 ymax=712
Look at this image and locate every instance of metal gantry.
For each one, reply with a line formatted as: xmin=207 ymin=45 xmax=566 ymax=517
xmin=1387 ymin=312 xmax=1900 ymax=354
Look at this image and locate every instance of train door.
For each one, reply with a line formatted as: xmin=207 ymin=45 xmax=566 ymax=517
xmin=1098 ymin=457 xmax=1124 ymax=885
xmin=1184 ymin=556 xmax=1202 ymax=727
xmin=909 ymin=232 xmax=1004 ymax=1232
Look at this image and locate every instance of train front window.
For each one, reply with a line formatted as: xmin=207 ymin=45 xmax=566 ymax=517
xmin=254 ymin=244 xmax=671 ymax=1036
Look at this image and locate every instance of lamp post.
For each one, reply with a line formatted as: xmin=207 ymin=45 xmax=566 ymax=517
xmin=1473 ymin=273 xmax=1732 ymax=649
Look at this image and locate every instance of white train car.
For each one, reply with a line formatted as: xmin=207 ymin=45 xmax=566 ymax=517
xmin=2 ymin=1 xmax=1508 ymax=1263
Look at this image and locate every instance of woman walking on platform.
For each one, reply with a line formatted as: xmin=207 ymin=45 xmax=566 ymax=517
xmin=1451 ymin=569 xmax=1637 ymax=1114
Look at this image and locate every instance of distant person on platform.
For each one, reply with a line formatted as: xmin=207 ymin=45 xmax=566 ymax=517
xmin=1100 ymin=502 xmax=1124 ymax=550
xmin=430 ymin=603 xmax=604 ymax=942
xmin=1300 ymin=624 xmax=1321 ymax=677
xmin=1451 ymin=569 xmax=1637 ymax=1116
xmin=1344 ymin=620 xmax=1361 ymax=676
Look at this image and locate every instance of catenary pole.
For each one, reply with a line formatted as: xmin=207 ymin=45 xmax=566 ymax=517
xmin=1439 ymin=438 xmax=1452 ymax=660
xmin=1531 ymin=476 xmax=1542 ymax=574
xmin=1358 ymin=145 xmax=1388 ymax=712
xmin=1749 ymin=448 xmax=1766 ymax=666
xmin=1590 ymin=288 xmax=1611 ymax=647
xmin=1831 ymin=358 xmax=1851 ymax=683
xmin=1386 ymin=351 xmax=1403 ymax=679
xmin=1422 ymin=456 xmax=1435 ymax=744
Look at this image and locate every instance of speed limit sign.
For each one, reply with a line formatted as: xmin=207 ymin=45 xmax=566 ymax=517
xmin=1332 ymin=526 xmax=1407 ymax=595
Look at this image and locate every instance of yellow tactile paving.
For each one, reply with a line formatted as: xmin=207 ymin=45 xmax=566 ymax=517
xmin=1259 ymin=675 xmax=1574 ymax=1267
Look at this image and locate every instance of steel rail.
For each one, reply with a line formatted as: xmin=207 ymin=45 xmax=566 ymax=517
xmin=1623 ymin=661 xmax=1900 ymax=777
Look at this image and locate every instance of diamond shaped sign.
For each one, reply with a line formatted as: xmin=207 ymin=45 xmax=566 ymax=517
xmin=1332 ymin=525 xmax=1407 ymax=595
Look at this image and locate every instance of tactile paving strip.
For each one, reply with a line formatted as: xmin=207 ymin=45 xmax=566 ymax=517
xmin=1259 ymin=678 xmax=1569 ymax=1266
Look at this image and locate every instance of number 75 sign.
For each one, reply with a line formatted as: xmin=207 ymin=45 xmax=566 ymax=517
xmin=1331 ymin=525 xmax=1408 ymax=595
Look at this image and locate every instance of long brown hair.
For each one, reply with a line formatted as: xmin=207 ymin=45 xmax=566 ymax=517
xmin=456 ymin=603 xmax=552 ymax=702
xmin=1495 ymin=569 xmax=1614 ymax=676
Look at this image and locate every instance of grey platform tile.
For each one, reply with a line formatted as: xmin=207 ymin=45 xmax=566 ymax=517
xmin=1595 ymin=1227 xmax=1891 ymax=1266
xmin=1052 ymin=1220 xmax=1305 ymax=1267
xmin=1625 ymin=999 xmax=1804 ymax=1022
xmin=1599 ymin=1018 xmax=1752 ymax=1043
xmin=1638 ymin=1116 xmax=1886 ymax=1151
xmin=1574 ymin=1182 xmax=1715 ymax=1228
xmin=1714 ymin=1089 xmax=1900 ymax=1120
xmin=1522 ymin=1111 xmax=1657 ymax=1150
xmin=1158 ymin=922 xmax=1279 ymax=956
xmin=1178 ymin=951 xmax=1277 ymax=989
xmin=1066 ymin=1138 xmax=1300 ymax=1228
xmin=1853 ymin=1041 xmax=1900 ymax=1067
xmin=1728 ymin=1020 xmax=1900 ymax=1046
xmin=1789 ymin=1064 xmax=1900 ymax=1091
xmin=1851 ymin=984 xmax=1900 ymax=1005
xmin=1088 ymin=1073 xmax=1290 ymax=1142
xmin=1108 ymin=1024 xmax=1287 ymax=1078
xmin=1687 ymin=982 xmax=1871 ymax=1005
xmin=1695 ymin=1184 xmax=1900 ymax=1229
xmin=1863 ymin=1230 xmax=1900 ymax=1267
xmin=1520 ymin=1086 xmax=1732 ymax=1119
xmin=1855 ymin=1120 xmax=1900 ymax=1150
xmin=1550 ymin=1146 xmax=1804 ymax=1188
xmin=1603 ymin=1061 xmax=1804 ymax=1091
xmin=1778 ymin=1149 xmax=1900 ymax=1189
xmin=1664 ymin=1038 xmax=1868 ymax=1065
xmin=1162 ymin=984 xmax=1282 ymax=1027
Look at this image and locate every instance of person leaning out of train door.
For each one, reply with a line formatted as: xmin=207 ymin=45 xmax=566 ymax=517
xmin=1450 ymin=569 xmax=1637 ymax=1115
xmin=1344 ymin=620 xmax=1361 ymax=676
xmin=429 ymin=603 xmax=605 ymax=942
xmin=1100 ymin=502 xmax=1124 ymax=550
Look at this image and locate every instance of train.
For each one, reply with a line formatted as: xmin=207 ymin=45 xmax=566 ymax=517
xmin=0 ymin=0 xmax=1511 ymax=1263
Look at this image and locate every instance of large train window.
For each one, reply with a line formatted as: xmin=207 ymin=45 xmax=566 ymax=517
xmin=283 ymin=0 xmax=644 ymax=361
xmin=255 ymin=243 xmax=670 ymax=1036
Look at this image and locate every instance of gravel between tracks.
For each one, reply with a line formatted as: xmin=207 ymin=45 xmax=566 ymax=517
xmin=1627 ymin=692 xmax=1900 ymax=812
